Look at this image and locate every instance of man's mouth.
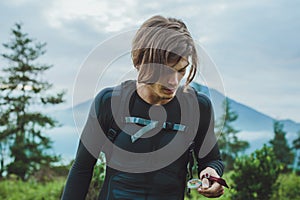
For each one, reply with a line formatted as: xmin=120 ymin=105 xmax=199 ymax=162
xmin=162 ymin=87 xmax=176 ymax=94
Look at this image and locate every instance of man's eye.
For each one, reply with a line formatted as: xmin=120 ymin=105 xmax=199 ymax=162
xmin=178 ymin=68 xmax=186 ymax=73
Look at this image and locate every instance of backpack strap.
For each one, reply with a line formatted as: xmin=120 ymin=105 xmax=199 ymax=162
xmin=125 ymin=116 xmax=187 ymax=143
xmin=104 ymin=80 xmax=137 ymax=143
xmin=125 ymin=116 xmax=186 ymax=132
xmin=176 ymin=86 xmax=201 ymax=194
xmin=188 ymin=141 xmax=195 ymax=180
xmin=187 ymin=141 xmax=195 ymax=194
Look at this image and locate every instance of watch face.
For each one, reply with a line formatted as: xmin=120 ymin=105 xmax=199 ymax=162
xmin=187 ymin=178 xmax=202 ymax=189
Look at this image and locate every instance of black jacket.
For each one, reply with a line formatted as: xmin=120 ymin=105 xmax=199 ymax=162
xmin=62 ymin=83 xmax=224 ymax=200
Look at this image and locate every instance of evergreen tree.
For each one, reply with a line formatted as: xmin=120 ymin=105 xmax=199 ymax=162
xmin=293 ymin=131 xmax=300 ymax=171
xmin=0 ymin=23 xmax=65 ymax=180
xmin=269 ymin=121 xmax=294 ymax=170
xmin=231 ymin=145 xmax=281 ymax=200
xmin=216 ymin=98 xmax=249 ymax=170
xmin=292 ymin=130 xmax=300 ymax=171
xmin=294 ymin=131 xmax=300 ymax=149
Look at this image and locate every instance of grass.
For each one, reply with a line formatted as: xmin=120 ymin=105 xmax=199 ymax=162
xmin=0 ymin=171 xmax=299 ymax=199
xmin=0 ymin=177 xmax=65 ymax=200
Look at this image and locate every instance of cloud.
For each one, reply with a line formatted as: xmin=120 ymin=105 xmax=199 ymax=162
xmin=1 ymin=0 xmax=36 ymax=6
xmin=43 ymin=0 xmax=139 ymax=33
xmin=0 ymin=0 xmax=299 ymax=122
xmin=239 ymin=130 xmax=272 ymax=142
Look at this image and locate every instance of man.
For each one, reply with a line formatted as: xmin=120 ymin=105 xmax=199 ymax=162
xmin=62 ymin=15 xmax=224 ymax=199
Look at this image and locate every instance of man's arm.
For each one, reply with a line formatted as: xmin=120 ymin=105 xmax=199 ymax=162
xmin=61 ymin=88 xmax=113 ymax=199
xmin=194 ymin=93 xmax=225 ymax=197
xmin=61 ymin=141 xmax=97 ymax=199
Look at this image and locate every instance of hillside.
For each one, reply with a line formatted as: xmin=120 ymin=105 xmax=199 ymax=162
xmin=48 ymin=84 xmax=300 ymax=161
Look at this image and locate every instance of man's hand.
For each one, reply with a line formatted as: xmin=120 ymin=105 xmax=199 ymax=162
xmin=197 ymin=167 xmax=224 ymax=198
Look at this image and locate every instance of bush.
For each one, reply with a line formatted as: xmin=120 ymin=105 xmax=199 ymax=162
xmin=272 ymin=173 xmax=300 ymax=199
xmin=86 ymin=161 xmax=106 ymax=200
xmin=0 ymin=178 xmax=64 ymax=200
xmin=30 ymin=164 xmax=70 ymax=183
xmin=231 ymin=145 xmax=282 ymax=200
xmin=31 ymin=166 xmax=56 ymax=183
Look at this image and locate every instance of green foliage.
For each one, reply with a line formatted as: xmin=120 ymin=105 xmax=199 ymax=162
xmin=272 ymin=173 xmax=300 ymax=199
xmin=216 ymin=99 xmax=249 ymax=170
xmin=49 ymin=164 xmax=70 ymax=177
xmin=270 ymin=121 xmax=294 ymax=169
xmin=0 ymin=23 xmax=65 ymax=179
xmin=86 ymin=161 xmax=106 ymax=200
xmin=293 ymin=130 xmax=300 ymax=171
xmin=294 ymin=131 xmax=300 ymax=150
xmin=31 ymin=165 xmax=69 ymax=183
xmin=0 ymin=178 xmax=65 ymax=200
xmin=231 ymin=145 xmax=282 ymax=200
xmin=0 ymin=169 xmax=298 ymax=200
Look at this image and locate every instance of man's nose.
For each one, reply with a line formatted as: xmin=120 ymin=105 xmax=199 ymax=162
xmin=167 ymin=72 xmax=179 ymax=87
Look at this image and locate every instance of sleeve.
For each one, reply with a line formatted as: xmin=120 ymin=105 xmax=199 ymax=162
xmin=61 ymin=88 xmax=113 ymax=199
xmin=193 ymin=93 xmax=224 ymax=177
xmin=61 ymin=141 xmax=97 ymax=200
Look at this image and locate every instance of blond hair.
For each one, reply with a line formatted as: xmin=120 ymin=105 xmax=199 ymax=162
xmin=131 ymin=15 xmax=198 ymax=85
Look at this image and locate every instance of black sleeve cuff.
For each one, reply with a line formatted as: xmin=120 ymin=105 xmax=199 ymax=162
xmin=197 ymin=159 xmax=224 ymax=177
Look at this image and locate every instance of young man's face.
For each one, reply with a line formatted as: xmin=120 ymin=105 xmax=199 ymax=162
xmin=148 ymin=57 xmax=189 ymax=102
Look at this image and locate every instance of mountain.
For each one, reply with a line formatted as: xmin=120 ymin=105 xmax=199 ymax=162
xmin=47 ymin=84 xmax=300 ymax=162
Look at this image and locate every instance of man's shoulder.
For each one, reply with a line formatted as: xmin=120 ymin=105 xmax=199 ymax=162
xmin=94 ymin=80 xmax=136 ymax=105
xmin=195 ymin=92 xmax=212 ymax=109
xmin=182 ymin=86 xmax=212 ymax=110
xmin=95 ymin=87 xmax=114 ymax=104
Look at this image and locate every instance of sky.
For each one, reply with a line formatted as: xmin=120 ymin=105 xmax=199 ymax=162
xmin=1 ymin=0 xmax=300 ymax=123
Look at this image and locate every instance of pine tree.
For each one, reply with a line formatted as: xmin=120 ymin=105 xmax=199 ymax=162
xmin=269 ymin=121 xmax=294 ymax=170
xmin=216 ymin=98 xmax=249 ymax=170
xmin=231 ymin=145 xmax=281 ymax=200
xmin=293 ymin=131 xmax=300 ymax=150
xmin=0 ymin=23 xmax=65 ymax=180
xmin=293 ymin=131 xmax=300 ymax=172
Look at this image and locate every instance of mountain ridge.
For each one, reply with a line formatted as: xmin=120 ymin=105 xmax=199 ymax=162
xmin=48 ymin=84 xmax=300 ymax=161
